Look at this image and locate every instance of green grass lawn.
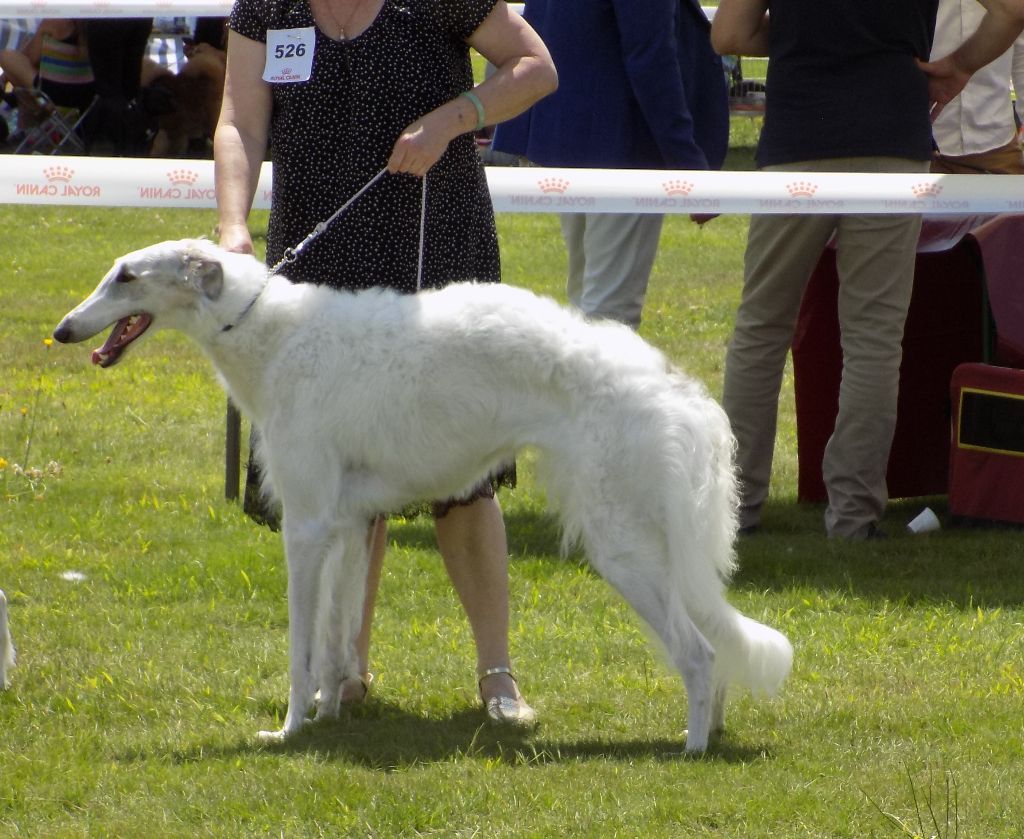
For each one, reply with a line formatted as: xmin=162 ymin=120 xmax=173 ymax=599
xmin=2 ymin=144 xmax=1024 ymax=837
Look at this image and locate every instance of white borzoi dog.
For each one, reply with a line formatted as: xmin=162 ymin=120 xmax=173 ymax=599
xmin=53 ymin=239 xmax=792 ymax=752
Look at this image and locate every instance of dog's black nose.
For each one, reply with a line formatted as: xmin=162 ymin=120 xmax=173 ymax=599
xmin=52 ymin=322 xmax=72 ymax=344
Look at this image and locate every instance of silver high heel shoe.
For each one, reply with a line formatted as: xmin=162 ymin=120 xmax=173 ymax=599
xmin=478 ymin=666 xmax=538 ymax=727
xmin=340 ymin=672 xmax=374 ymax=705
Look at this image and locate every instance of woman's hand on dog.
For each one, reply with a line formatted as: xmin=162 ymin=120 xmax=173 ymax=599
xmin=219 ymin=223 xmax=255 ymax=255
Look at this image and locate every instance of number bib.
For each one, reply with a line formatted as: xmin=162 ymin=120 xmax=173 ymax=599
xmin=263 ymin=27 xmax=315 ymax=83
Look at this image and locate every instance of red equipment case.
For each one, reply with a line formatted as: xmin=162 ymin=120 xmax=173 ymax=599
xmin=949 ymin=363 xmax=1024 ymax=525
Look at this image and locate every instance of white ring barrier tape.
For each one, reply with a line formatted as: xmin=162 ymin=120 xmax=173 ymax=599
xmin=0 ymin=1 xmax=234 ymax=15
xmin=0 ymin=1 xmax=529 ymax=15
xmin=2 ymin=157 xmax=1023 ymax=215
xmin=486 ymin=166 xmax=1024 ymax=215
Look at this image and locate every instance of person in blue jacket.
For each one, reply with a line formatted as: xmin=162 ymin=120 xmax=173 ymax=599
xmin=493 ymin=0 xmax=729 ymax=329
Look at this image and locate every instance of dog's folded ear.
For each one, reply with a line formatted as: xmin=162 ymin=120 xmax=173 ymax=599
xmin=185 ymin=253 xmax=224 ymax=301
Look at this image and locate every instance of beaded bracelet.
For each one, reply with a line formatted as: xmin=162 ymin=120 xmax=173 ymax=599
xmin=459 ymin=89 xmax=486 ymax=132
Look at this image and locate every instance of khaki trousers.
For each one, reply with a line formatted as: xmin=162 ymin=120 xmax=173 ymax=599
xmin=931 ymin=137 xmax=1024 ymax=175
xmin=722 ymin=157 xmax=929 ymax=538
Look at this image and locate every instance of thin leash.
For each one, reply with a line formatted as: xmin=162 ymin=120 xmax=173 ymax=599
xmin=269 ymin=166 xmax=428 ymax=292
xmin=224 ymin=167 xmax=428 ymax=333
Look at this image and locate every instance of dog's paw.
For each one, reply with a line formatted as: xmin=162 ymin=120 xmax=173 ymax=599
xmin=257 ymin=716 xmax=310 ymax=743
xmin=682 ymin=728 xmax=709 ymax=755
xmin=256 ymin=728 xmax=290 ymax=744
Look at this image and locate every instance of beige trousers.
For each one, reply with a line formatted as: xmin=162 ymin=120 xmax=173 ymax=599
xmin=722 ymin=157 xmax=930 ymax=538
xmin=931 ymin=137 xmax=1024 ymax=175
xmin=561 ymin=212 xmax=664 ymax=329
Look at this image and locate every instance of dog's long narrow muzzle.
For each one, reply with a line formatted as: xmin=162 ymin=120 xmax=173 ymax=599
xmin=52 ymin=320 xmax=76 ymax=344
xmin=53 ymin=309 xmax=154 ymax=367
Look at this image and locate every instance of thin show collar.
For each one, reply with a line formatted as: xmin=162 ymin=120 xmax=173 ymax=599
xmin=221 ymin=282 xmax=268 ymax=333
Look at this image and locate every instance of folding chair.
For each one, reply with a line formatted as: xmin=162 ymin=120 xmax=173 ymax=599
xmin=12 ymin=87 xmax=96 ymax=153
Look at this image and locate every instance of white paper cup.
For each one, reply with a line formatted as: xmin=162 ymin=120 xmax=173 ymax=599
xmin=906 ymin=506 xmax=940 ymax=534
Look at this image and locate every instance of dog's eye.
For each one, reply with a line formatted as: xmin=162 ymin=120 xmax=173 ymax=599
xmin=116 ymin=266 xmax=138 ymax=284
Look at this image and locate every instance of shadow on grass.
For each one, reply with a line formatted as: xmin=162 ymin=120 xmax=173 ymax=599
xmin=734 ymin=496 xmax=1024 ymax=608
xmin=394 ymin=496 xmax=1024 ymax=608
xmin=390 ymin=505 xmax=566 ymax=562
xmin=137 ymin=702 xmax=770 ymax=770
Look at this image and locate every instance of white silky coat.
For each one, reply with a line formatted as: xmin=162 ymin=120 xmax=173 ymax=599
xmin=54 ymin=239 xmax=793 ymax=752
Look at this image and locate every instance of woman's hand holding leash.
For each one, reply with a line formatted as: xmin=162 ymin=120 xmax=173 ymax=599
xmin=388 ymin=92 xmax=481 ymax=177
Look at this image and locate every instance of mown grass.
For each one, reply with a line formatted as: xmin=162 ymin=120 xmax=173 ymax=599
xmin=2 ymin=139 xmax=1024 ymax=837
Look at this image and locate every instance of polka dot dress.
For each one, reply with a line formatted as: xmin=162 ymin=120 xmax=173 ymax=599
xmin=229 ymin=0 xmax=501 ymax=292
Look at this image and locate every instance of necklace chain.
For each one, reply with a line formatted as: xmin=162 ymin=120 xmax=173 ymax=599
xmin=317 ymin=0 xmax=367 ymax=39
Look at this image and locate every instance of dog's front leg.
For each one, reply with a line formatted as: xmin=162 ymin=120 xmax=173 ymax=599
xmin=258 ymin=518 xmax=329 ymax=743
xmin=313 ymin=519 xmax=371 ymax=721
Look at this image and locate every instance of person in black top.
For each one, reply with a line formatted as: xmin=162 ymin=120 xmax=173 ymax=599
xmin=215 ymin=0 xmax=556 ymax=724
xmin=711 ymin=0 xmax=1024 ymax=540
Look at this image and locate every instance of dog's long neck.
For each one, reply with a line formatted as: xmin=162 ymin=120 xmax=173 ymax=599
xmin=219 ymin=282 xmax=266 ymax=333
xmin=196 ymin=273 xmax=288 ymax=424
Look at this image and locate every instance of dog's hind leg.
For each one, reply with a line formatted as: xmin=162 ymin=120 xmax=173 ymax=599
xmin=668 ymin=615 xmax=716 ymax=754
xmin=312 ymin=519 xmax=371 ymax=722
xmin=588 ymin=544 xmax=716 ymax=755
xmin=258 ymin=516 xmax=333 ymax=742
xmin=646 ymin=601 xmax=716 ymax=754
xmin=616 ymin=581 xmax=715 ymax=754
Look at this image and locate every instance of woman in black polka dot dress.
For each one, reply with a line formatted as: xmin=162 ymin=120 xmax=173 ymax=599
xmin=215 ymin=0 xmax=556 ymax=724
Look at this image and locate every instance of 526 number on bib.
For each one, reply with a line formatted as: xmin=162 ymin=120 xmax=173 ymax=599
xmin=275 ymin=42 xmax=306 ymax=59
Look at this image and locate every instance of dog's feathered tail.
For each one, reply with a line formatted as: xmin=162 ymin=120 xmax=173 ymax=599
xmin=661 ymin=379 xmax=793 ymax=698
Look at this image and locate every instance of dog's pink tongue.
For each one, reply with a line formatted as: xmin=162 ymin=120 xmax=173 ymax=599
xmin=91 ymin=317 xmax=131 ymax=366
